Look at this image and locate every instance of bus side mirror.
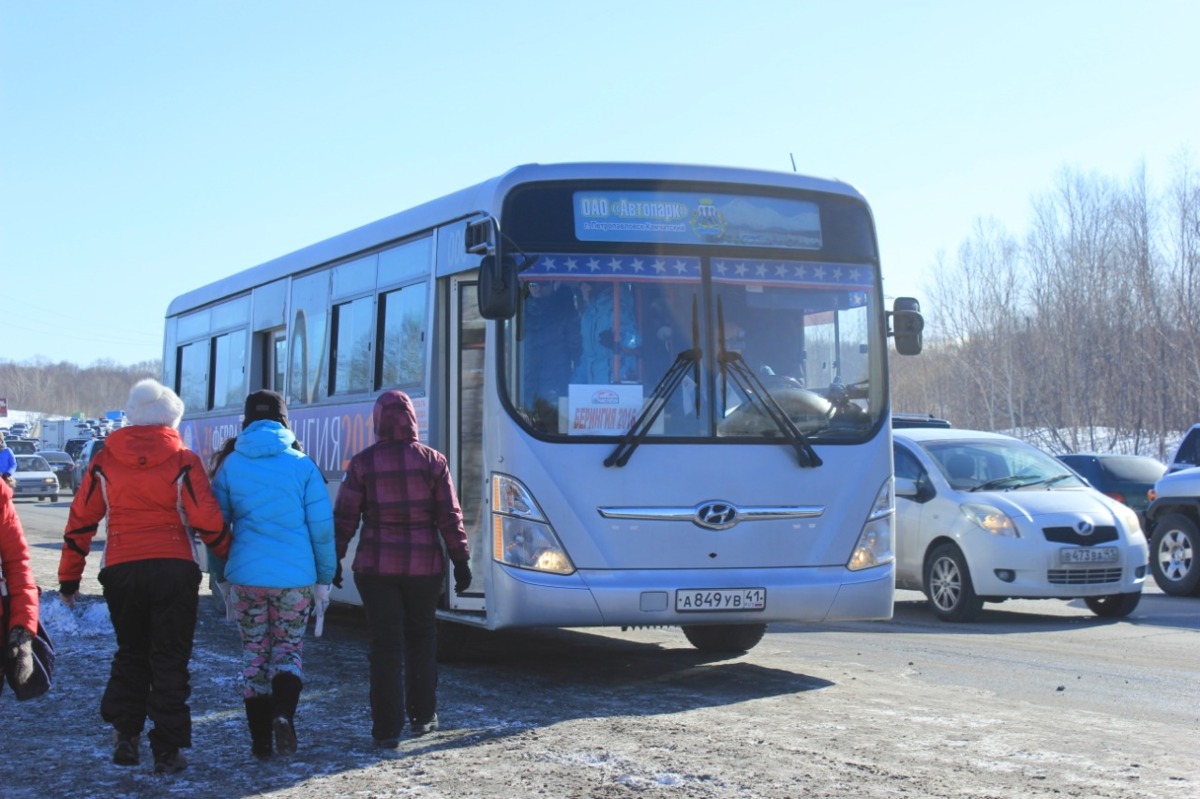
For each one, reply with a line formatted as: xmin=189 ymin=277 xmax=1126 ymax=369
xmin=478 ymin=254 xmax=520 ymax=320
xmin=890 ymin=296 xmax=924 ymax=355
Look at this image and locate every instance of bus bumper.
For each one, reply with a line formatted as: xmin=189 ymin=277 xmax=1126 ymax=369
xmin=484 ymin=562 xmax=895 ymax=629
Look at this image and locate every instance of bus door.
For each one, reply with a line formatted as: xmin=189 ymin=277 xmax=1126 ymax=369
xmin=447 ymin=275 xmax=486 ymax=612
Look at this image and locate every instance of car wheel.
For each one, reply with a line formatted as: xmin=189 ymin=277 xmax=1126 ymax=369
xmin=924 ymin=543 xmax=984 ymax=622
xmin=681 ymin=623 xmax=768 ymax=653
xmin=1084 ymin=592 xmax=1141 ymax=617
xmin=1149 ymin=513 xmax=1200 ymax=596
xmin=49 ymin=494 xmax=58 ymax=503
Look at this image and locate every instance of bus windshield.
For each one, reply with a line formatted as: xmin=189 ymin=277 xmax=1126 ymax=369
xmin=501 ymin=188 xmax=884 ymax=443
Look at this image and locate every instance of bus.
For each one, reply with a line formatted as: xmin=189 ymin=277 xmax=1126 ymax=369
xmin=163 ymin=162 xmax=924 ymax=653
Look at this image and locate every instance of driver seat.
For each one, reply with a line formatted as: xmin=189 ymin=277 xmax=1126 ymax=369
xmin=946 ymin=454 xmax=976 ymax=483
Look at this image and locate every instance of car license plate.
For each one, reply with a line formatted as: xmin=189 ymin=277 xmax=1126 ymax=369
xmin=675 ymin=588 xmax=766 ymax=612
xmin=1060 ymin=547 xmax=1118 ymax=564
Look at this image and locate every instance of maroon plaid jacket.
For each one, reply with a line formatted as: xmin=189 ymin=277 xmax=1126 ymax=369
xmin=333 ymin=391 xmax=469 ymax=576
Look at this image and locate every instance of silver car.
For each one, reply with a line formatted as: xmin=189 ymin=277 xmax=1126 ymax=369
xmin=893 ymin=428 xmax=1149 ymax=621
xmin=12 ymin=454 xmax=60 ymax=502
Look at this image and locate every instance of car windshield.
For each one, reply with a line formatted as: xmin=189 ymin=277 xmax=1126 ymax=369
xmin=17 ymin=456 xmax=51 ymax=472
xmin=1098 ymin=455 xmax=1166 ymax=482
xmin=40 ymin=452 xmax=71 ymax=464
xmin=921 ymin=439 xmax=1086 ymax=492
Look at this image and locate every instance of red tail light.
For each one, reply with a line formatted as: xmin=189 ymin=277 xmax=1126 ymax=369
xmin=1105 ymin=491 xmax=1126 ymax=504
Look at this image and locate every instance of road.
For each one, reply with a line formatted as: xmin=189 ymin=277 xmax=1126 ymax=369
xmin=5 ymin=497 xmax=1198 ymax=798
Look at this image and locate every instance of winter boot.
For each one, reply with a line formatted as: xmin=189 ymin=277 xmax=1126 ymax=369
xmin=112 ymin=731 xmax=141 ymax=766
xmin=270 ymin=672 xmax=303 ymax=756
xmin=244 ymin=695 xmax=274 ymax=759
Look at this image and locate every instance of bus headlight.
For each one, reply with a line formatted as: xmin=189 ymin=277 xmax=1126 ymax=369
xmin=492 ymin=473 xmax=575 ymax=575
xmin=848 ymin=478 xmax=895 ymax=571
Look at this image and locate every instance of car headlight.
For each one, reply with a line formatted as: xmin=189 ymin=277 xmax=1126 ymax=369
xmin=491 ymin=473 xmax=575 ymax=575
xmin=848 ymin=478 xmax=895 ymax=571
xmin=1110 ymin=501 xmax=1143 ymax=539
xmin=961 ymin=503 xmax=1018 ymax=537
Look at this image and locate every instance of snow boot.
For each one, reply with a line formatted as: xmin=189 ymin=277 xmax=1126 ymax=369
xmin=270 ymin=673 xmax=303 ymax=756
xmin=244 ymin=695 xmax=274 ymax=759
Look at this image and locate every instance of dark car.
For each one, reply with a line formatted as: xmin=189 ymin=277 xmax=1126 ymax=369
xmin=1057 ymin=453 xmax=1166 ymax=528
xmin=64 ymin=436 xmax=93 ymax=461
xmin=37 ymin=449 xmax=77 ymax=493
xmin=5 ymin=438 xmax=39 ymax=455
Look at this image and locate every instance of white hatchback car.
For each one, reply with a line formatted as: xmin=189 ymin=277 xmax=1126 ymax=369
xmin=12 ymin=454 xmax=61 ymax=502
xmin=893 ymin=428 xmax=1149 ymax=621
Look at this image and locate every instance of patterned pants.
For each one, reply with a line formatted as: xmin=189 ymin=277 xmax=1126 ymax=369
xmin=228 ymin=584 xmax=315 ymax=698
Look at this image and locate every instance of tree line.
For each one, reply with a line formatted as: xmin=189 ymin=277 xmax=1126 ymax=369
xmin=0 ymin=359 xmax=160 ymax=419
xmin=890 ymin=154 xmax=1199 ymax=461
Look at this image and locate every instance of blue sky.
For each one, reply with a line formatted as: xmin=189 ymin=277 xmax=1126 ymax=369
xmin=3 ymin=1 xmax=1197 ymax=366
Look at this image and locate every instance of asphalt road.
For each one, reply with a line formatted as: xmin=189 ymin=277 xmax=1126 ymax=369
xmin=6 ymin=496 xmax=1199 ymax=799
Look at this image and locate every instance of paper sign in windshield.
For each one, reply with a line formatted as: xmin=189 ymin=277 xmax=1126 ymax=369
xmin=568 ymin=384 xmax=644 ymax=436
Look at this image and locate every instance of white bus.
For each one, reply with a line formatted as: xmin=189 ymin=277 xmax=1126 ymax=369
xmin=163 ymin=162 xmax=923 ymax=653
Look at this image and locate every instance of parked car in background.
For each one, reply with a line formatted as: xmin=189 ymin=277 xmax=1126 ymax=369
xmin=1056 ymin=453 xmax=1166 ymax=530
xmin=12 ymin=454 xmax=60 ymax=502
xmin=37 ymin=449 xmax=76 ymax=492
xmin=893 ymin=428 xmax=1149 ymax=622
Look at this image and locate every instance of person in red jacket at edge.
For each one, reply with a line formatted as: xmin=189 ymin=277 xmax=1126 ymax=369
xmin=57 ymin=379 xmax=231 ymax=775
xmin=1 ymin=473 xmax=40 ymax=698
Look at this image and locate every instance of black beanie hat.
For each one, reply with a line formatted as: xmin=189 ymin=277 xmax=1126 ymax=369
xmin=243 ymin=390 xmax=289 ymax=429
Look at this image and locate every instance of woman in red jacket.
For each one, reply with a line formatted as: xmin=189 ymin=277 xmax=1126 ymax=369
xmin=1 ymin=474 xmax=39 ymax=699
xmin=58 ymin=379 xmax=231 ymax=775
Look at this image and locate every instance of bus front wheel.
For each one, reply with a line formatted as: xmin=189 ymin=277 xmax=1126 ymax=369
xmin=681 ymin=623 xmax=766 ymax=654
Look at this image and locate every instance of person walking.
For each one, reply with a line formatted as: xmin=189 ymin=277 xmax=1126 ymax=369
xmin=208 ymin=390 xmax=335 ymax=760
xmin=332 ymin=390 xmax=471 ymax=748
xmin=1 ymin=473 xmax=40 ymax=700
xmin=0 ymin=433 xmax=15 ymax=482
xmin=57 ymin=379 xmax=231 ymax=774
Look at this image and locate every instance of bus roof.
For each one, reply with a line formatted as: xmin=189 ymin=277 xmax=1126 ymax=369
xmin=165 ymin=162 xmax=864 ymax=318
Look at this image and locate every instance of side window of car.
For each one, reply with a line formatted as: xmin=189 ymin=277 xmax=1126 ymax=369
xmin=894 ymin=445 xmax=923 ymax=481
xmin=1177 ymin=429 xmax=1200 ymax=466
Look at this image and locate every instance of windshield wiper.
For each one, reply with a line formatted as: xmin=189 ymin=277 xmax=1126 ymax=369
xmin=605 ymin=295 xmax=702 ymax=468
xmin=1016 ymin=473 xmax=1077 ymax=489
xmin=970 ymin=473 xmax=1038 ymax=492
xmin=715 ymin=303 xmax=821 ymax=468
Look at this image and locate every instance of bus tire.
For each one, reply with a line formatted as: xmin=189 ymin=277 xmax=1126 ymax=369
xmin=681 ymin=623 xmax=767 ymax=654
xmin=437 ymin=620 xmax=479 ymax=662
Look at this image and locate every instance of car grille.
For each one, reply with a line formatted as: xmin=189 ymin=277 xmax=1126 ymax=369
xmin=1047 ymin=568 xmax=1123 ymax=585
xmin=1042 ymin=525 xmax=1118 ymax=545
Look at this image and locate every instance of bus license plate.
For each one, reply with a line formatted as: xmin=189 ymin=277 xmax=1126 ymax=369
xmin=675 ymin=588 xmax=766 ymax=612
xmin=1060 ymin=547 xmax=1118 ymax=564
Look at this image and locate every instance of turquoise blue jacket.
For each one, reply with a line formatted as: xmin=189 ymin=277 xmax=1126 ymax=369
xmin=209 ymin=420 xmax=336 ymax=588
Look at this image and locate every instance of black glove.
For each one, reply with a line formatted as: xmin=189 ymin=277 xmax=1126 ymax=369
xmin=6 ymin=625 xmax=35 ymax=686
xmin=453 ymin=560 xmax=472 ymax=595
xmin=332 ymin=563 xmax=344 ymax=589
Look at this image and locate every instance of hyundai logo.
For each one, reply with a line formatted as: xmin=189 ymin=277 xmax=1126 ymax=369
xmin=694 ymin=501 xmax=739 ymax=530
xmin=1075 ymin=520 xmax=1095 ymax=536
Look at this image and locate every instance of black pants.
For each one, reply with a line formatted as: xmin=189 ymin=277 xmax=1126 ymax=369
xmin=354 ymin=572 xmax=442 ymax=740
xmin=98 ymin=558 xmax=201 ymax=755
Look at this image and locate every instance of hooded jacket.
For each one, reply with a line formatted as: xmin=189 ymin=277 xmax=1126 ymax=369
xmin=210 ymin=420 xmax=336 ymax=588
xmin=0 ymin=437 xmax=15 ymax=477
xmin=58 ymin=425 xmax=230 ymax=585
xmin=1 ymin=478 xmax=39 ymax=634
xmin=333 ymin=391 xmax=469 ymax=577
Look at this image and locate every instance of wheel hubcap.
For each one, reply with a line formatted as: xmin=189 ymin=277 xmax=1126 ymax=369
xmin=1158 ymin=531 xmax=1194 ymax=581
xmin=929 ymin=557 xmax=962 ymax=610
